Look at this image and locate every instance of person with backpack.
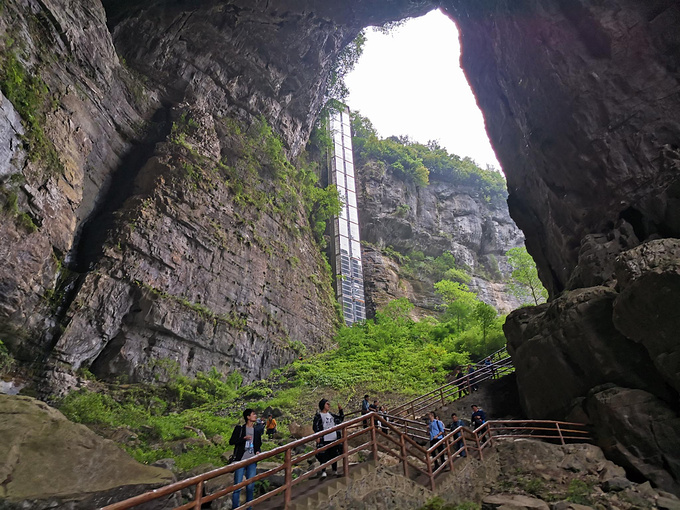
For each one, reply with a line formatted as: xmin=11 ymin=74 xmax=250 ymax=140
xmin=229 ymin=408 xmax=263 ymax=510
xmin=313 ymin=399 xmax=344 ymax=478
xmin=428 ymin=411 xmax=445 ymax=469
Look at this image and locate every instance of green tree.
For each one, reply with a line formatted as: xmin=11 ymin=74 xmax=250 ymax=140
xmin=326 ymin=31 xmax=366 ymax=101
xmin=473 ymin=302 xmax=497 ymax=352
xmin=434 ymin=280 xmax=477 ymax=332
xmin=506 ymin=247 xmax=548 ymax=306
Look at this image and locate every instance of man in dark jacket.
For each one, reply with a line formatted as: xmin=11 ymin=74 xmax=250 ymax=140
xmin=471 ymin=404 xmax=486 ymax=428
xmin=449 ymin=413 xmax=466 ymax=457
xmin=229 ymin=408 xmax=262 ymax=509
xmin=313 ymin=398 xmax=344 ymax=478
xmin=361 ymin=394 xmax=370 ymax=428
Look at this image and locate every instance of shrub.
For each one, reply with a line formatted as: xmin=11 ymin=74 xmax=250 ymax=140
xmin=0 ymin=340 xmax=15 ymax=375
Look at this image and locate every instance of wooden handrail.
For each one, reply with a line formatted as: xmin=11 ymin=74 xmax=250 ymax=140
xmin=101 ymin=414 xmax=591 ymax=510
xmin=391 ymin=349 xmax=515 ymax=418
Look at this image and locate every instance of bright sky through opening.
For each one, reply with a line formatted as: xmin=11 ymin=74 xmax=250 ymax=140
xmin=345 ymin=9 xmax=501 ymax=171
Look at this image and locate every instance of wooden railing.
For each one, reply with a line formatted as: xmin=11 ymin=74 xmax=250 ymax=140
xmin=391 ymin=348 xmax=514 ymax=420
xmin=100 ymin=414 xmax=590 ymax=510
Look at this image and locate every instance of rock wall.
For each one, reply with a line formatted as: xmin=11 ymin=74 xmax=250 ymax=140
xmin=439 ymin=0 xmax=680 ymax=492
xmin=356 ymin=160 xmax=524 ymax=317
xmin=0 ymin=394 xmax=174 ymax=509
xmin=3 ymin=0 xmax=441 ymax=390
xmin=0 ymin=0 xmax=678 ymax=493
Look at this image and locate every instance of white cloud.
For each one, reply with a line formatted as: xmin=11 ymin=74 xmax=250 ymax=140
xmin=345 ymin=9 xmax=501 ymax=170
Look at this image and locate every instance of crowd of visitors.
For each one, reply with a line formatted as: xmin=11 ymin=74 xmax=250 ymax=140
xmin=226 ymin=357 xmax=497 ymax=508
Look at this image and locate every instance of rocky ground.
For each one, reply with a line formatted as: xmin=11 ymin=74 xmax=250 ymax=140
xmin=476 ymin=439 xmax=680 ymax=510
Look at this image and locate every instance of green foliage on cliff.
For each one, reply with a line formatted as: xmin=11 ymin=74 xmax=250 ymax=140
xmin=0 ymin=340 xmax=14 ymax=375
xmin=400 ymin=250 xmax=472 ymax=284
xmin=326 ymin=31 xmax=366 ymax=102
xmin=351 ymin=113 xmax=507 ymax=202
xmin=506 ymin=246 xmax=548 ymax=306
xmin=0 ymin=43 xmax=61 ymax=172
xmin=59 ymin=367 xmax=247 ymax=470
xmin=291 ymin=299 xmax=470 ymax=393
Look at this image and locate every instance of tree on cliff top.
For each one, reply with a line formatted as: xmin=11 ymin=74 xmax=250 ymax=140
xmin=350 ymin=113 xmax=506 ymax=201
xmin=326 ymin=31 xmax=366 ymax=102
xmin=506 ymin=246 xmax=548 ymax=306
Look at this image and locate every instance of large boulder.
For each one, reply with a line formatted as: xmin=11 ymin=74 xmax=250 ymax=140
xmin=0 ymin=395 xmax=174 ymax=509
xmin=504 ymin=286 xmax=671 ymax=419
xmin=584 ymin=386 xmax=680 ymax=494
xmin=612 ymin=239 xmax=680 ymax=394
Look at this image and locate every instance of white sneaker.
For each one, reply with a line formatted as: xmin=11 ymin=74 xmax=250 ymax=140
xmin=320 ymin=470 xmax=327 ymax=478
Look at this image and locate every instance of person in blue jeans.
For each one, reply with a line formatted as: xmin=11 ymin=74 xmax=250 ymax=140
xmin=229 ymin=408 xmax=262 ymax=509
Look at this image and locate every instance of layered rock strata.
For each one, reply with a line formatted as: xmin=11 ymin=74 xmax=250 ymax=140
xmin=2 ymin=0 xmax=440 ymax=389
xmin=356 ymin=161 xmax=524 ymax=317
xmin=0 ymin=0 xmax=678 ymax=493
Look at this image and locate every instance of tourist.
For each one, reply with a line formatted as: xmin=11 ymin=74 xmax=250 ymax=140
xmin=369 ymin=399 xmax=379 ymax=412
xmin=484 ymin=356 xmax=496 ymax=379
xmin=361 ymin=394 xmax=370 ymax=428
xmin=471 ymin=404 xmax=486 ymax=428
xmin=428 ymin=411 xmax=445 ymax=469
xmin=449 ymin=413 xmax=466 ymax=457
xmin=265 ymin=414 xmax=277 ymax=439
xmin=313 ymin=399 xmax=344 ymax=478
xmin=467 ymin=364 xmax=478 ymax=392
xmin=229 ymin=408 xmax=262 ymax=510
xmin=378 ymin=405 xmax=389 ymax=434
xmin=454 ymin=367 xmax=467 ymax=398
xmin=254 ymin=417 xmax=265 ymax=436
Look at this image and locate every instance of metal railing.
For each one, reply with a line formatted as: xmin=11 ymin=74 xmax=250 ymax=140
xmin=100 ymin=413 xmax=590 ymax=510
xmin=391 ymin=347 xmax=514 ymax=419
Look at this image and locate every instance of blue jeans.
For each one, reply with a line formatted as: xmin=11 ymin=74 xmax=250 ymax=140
xmin=232 ymin=462 xmax=257 ymax=509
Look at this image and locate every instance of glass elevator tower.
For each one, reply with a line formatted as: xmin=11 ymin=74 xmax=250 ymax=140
xmin=328 ymin=106 xmax=366 ymax=325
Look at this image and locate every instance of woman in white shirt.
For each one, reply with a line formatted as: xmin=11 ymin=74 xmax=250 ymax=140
xmin=313 ymin=398 xmax=344 ymax=478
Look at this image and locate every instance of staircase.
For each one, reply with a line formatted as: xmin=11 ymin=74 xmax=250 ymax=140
xmin=99 ymin=350 xmax=591 ymax=510
xmin=391 ymin=346 xmax=514 ymax=420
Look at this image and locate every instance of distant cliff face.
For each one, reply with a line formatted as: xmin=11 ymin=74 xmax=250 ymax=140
xmin=356 ymin=160 xmax=524 ymax=317
xmin=1 ymin=0 xmax=679 ymax=491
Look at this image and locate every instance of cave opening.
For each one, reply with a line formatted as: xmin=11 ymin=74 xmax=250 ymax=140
xmin=345 ymin=9 xmax=502 ymax=175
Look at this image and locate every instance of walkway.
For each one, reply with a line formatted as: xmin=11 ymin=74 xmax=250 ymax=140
xmin=100 ymin=348 xmax=590 ymax=510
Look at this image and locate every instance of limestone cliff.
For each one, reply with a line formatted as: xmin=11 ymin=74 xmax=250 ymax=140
xmin=0 ymin=0 xmax=678 ymax=493
xmin=355 ymin=160 xmax=524 ymax=317
xmin=0 ymin=394 xmax=174 ymax=509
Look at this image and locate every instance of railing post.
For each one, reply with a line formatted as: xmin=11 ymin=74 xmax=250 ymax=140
xmin=370 ymin=414 xmax=378 ymax=461
xmin=556 ymin=422 xmax=565 ymax=445
xmin=410 ymin=402 xmax=415 ymax=419
xmin=284 ymin=448 xmax=292 ymax=509
xmin=445 ymin=436 xmax=454 ymax=472
xmin=475 ymin=430 xmax=483 ymax=461
xmin=193 ymin=480 xmax=203 ymax=510
xmin=342 ymin=425 xmax=350 ymax=477
xmin=487 ymin=422 xmax=494 ymax=446
xmin=439 ymin=387 xmax=444 ymax=406
xmin=399 ymin=431 xmax=409 ymax=478
xmin=427 ymin=449 xmax=435 ymax=491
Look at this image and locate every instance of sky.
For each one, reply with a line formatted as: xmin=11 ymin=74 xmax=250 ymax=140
xmin=344 ymin=9 xmax=501 ymax=171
